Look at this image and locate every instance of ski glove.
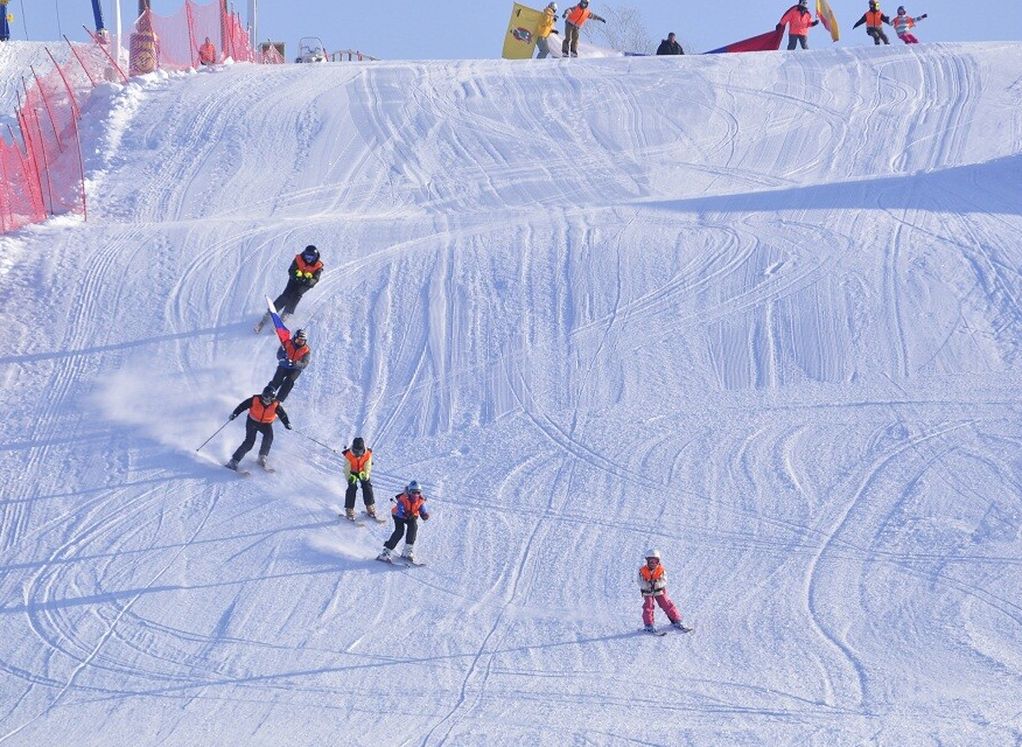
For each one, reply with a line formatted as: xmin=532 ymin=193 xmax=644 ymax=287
xmin=284 ymin=422 xmax=293 ymax=430
xmin=229 ymin=413 xmax=237 ymax=420
xmin=358 ymin=471 xmax=368 ymax=481
xmin=919 ymin=13 xmax=927 ymax=18
xmin=348 ymin=474 xmax=358 ymax=484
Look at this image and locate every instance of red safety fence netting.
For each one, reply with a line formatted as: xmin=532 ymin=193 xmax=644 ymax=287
xmin=135 ymin=0 xmax=273 ymax=72
xmin=0 ymin=41 xmax=112 ymax=233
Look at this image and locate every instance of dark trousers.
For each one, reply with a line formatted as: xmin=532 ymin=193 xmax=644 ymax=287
xmin=232 ymin=418 xmax=273 ymax=461
xmin=267 ymin=366 xmax=301 ymax=401
xmin=867 ymin=27 xmax=890 ymax=45
xmin=787 ymin=34 xmax=807 ymax=50
xmin=345 ymin=479 xmax=375 ymax=509
xmin=385 ymin=516 xmax=418 ymax=550
xmin=272 ymin=281 xmax=308 ymax=316
xmin=562 ymin=23 xmax=580 ymax=56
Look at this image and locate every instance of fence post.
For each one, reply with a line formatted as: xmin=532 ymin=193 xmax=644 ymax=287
xmin=45 ymin=48 xmax=88 ymax=222
xmin=30 ymin=66 xmax=65 ymax=154
xmin=84 ymin=27 xmax=129 ymax=82
xmin=19 ymin=82 xmax=54 ymax=216
xmin=64 ymin=35 xmax=99 ymax=87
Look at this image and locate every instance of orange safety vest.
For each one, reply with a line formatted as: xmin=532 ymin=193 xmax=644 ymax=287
xmin=295 ymin=253 xmax=324 ymax=275
xmin=249 ymin=397 xmax=279 ymax=423
xmin=282 ymin=338 xmax=309 ymax=364
xmin=344 ymin=449 xmax=372 ymax=473
xmin=566 ymin=5 xmax=592 ymax=27
xmin=393 ymin=493 xmax=426 ymax=517
xmin=640 ymin=564 xmax=664 ymax=583
xmin=866 ymin=10 xmax=885 ymax=27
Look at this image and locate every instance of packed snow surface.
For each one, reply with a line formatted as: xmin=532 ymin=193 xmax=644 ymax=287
xmin=1 ymin=42 xmax=1022 ymax=745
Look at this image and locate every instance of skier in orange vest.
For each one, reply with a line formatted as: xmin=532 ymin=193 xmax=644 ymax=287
xmin=341 ymin=437 xmax=377 ymax=521
xmin=852 ymin=0 xmax=892 ymax=45
xmin=376 ymin=481 xmax=431 ymax=564
xmin=226 ymin=386 xmax=291 ymax=472
xmin=255 ymin=245 xmax=324 ymax=331
xmin=561 ymin=0 xmax=605 ymax=58
xmin=198 ymin=37 xmax=217 ymax=66
xmin=777 ymin=0 xmax=819 ymax=50
xmin=639 ymin=550 xmax=691 ymax=634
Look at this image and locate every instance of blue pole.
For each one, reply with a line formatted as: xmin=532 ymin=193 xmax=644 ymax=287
xmin=1 ymin=1 xmax=10 ymax=42
xmin=91 ymin=0 xmax=105 ymax=34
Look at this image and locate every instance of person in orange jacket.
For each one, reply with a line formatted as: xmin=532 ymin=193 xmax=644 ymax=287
xmin=892 ymin=6 xmax=927 ymax=44
xmin=225 ymin=386 xmax=291 ymax=472
xmin=255 ymin=245 xmax=324 ymax=331
xmin=639 ymin=550 xmax=692 ymax=633
xmin=198 ymin=36 xmax=217 ymax=66
xmin=852 ymin=0 xmax=892 ymax=45
xmin=377 ymin=481 xmax=431 ymax=564
xmin=341 ymin=437 xmax=377 ymax=521
xmin=777 ymin=0 xmax=819 ymax=50
xmin=561 ymin=0 xmax=605 ymax=58
xmin=535 ymin=2 xmax=559 ymax=58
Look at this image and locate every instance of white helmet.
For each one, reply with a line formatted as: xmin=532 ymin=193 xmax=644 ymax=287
xmin=548 ymin=2 xmax=557 ymax=9
xmin=644 ymin=549 xmax=661 ymax=560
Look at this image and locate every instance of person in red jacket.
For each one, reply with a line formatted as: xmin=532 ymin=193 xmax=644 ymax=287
xmin=777 ymin=0 xmax=819 ymax=50
xmin=225 ymin=386 xmax=291 ymax=471
xmin=376 ymin=481 xmax=431 ymax=564
xmin=198 ymin=37 xmax=217 ymax=66
xmin=639 ymin=550 xmax=692 ymax=633
xmin=560 ymin=0 xmax=606 ymax=58
xmin=852 ymin=0 xmax=892 ymax=45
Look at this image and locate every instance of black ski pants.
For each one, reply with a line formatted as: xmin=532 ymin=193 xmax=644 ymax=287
xmin=267 ymin=366 xmax=302 ymax=402
xmin=232 ymin=417 xmax=273 ymax=461
xmin=384 ymin=516 xmax=418 ymax=550
xmin=787 ymin=34 xmax=808 ymax=50
xmin=867 ymin=27 xmax=890 ymax=45
xmin=344 ymin=478 xmax=376 ymax=510
xmin=272 ymin=280 xmax=309 ymax=316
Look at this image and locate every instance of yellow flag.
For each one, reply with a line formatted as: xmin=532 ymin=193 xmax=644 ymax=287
xmin=816 ymin=0 xmax=840 ymax=42
xmin=502 ymin=3 xmax=543 ymax=60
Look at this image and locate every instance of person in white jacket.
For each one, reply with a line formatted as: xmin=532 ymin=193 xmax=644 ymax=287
xmin=638 ymin=550 xmax=691 ymax=633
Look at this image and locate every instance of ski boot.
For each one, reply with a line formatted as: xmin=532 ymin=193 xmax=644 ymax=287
xmin=225 ymin=458 xmax=240 ymax=471
xmin=254 ymin=312 xmax=269 ymax=333
xmin=345 ymin=507 xmax=356 ymax=521
xmin=401 ymin=544 xmax=415 ymax=562
xmin=643 ymin=624 xmax=657 ymax=634
xmin=366 ymin=504 xmax=378 ymax=520
xmin=376 ymin=547 xmax=393 ymax=563
xmin=672 ymin=621 xmax=693 ymax=633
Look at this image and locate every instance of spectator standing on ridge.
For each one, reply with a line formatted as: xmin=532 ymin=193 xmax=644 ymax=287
xmin=892 ymin=6 xmax=927 ymax=44
xmin=265 ymin=326 xmax=310 ymax=402
xmin=852 ymin=0 xmax=892 ymax=45
xmin=777 ymin=0 xmax=819 ymax=50
xmin=255 ymin=245 xmax=324 ymax=332
xmin=639 ymin=550 xmax=692 ymax=634
xmin=198 ymin=36 xmax=217 ymax=66
xmin=536 ymin=2 xmax=559 ymax=58
xmin=225 ymin=386 xmax=291 ymax=472
xmin=341 ymin=437 xmax=378 ymax=522
xmin=656 ymin=32 xmax=684 ymax=55
xmin=561 ymin=0 xmax=605 ymax=58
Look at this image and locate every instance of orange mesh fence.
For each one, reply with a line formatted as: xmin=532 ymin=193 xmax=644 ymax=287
xmin=137 ymin=0 xmax=257 ymax=70
xmin=0 ymin=41 xmax=108 ymax=233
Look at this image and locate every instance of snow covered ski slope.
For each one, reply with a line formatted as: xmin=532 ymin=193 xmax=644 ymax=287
xmin=1 ymin=42 xmax=1021 ymax=745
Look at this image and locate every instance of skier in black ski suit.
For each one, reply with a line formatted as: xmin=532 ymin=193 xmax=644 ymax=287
xmin=226 ymin=386 xmax=291 ymax=470
xmin=377 ymin=481 xmax=430 ymax=563
xmin=255 ymin=245 xmax=324 ymax=331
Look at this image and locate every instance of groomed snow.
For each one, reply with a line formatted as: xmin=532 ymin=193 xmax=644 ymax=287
xmin=1 ymin=42 xmax=1021 ymax=745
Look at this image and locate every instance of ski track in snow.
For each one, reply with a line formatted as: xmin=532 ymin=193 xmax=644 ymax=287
xmin=1 ymin=42 xmax=1021 ymax=745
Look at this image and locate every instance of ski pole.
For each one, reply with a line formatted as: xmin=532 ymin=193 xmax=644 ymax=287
xmin=294 ymin=429 xmax=341 ymax=456
xmin=195 ymin=419 xmax=231 ymax=452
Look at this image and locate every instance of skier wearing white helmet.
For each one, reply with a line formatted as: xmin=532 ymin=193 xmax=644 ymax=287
xmin=639 ymin=550 xmax=691 ymax=634
xmin=536 ymin=2 xmax=559 ymax=58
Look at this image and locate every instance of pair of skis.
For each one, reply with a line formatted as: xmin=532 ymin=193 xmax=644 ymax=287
xmin=338 ymin=510 xmax=387 ymax=529
xmin=643 ymin=624 xmax=694 ymax=637
xmin=224 ymin=460 xmax=276 ymax=478
xmin=338 ymin=511 xmax=425 ymax=567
